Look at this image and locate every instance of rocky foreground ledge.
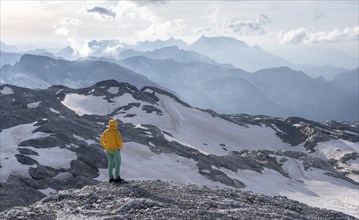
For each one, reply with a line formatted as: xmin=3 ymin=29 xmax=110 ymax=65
xmin=0 ymin=180 xmax=356 ymax=220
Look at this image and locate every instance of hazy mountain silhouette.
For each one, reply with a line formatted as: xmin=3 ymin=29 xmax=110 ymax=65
xmin=0 ymin=54 xmax=159 ymax=89
xmin=190 ymin=36 xmax=292 ymax=72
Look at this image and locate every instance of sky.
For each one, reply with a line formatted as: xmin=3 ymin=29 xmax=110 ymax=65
xmin=0 ymin=0 xmax=358 ymax=59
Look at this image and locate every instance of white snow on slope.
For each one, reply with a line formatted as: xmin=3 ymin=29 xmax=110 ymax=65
xmin=117 ymin=94 xmax=292 ymax=155
xmin=217 ymin=158 xmax=359 ymax=218
xmin=62 ymin=93 xmax=136 ymax=116
xmin=310 ymin=139 xmax=359 ymax=182
xmin=0 ymin=86 xmax=14 ymax=95
xmin=310 ymin=139 xmax=359 ymax=160
xmin=62 ymin=91 xmax=293 ymax=155
xmin=0 ymin=123 xmax=77 ymax=182
xmin=28 ymin=146 xmax=76 ymax=169
xmin=96 ymin=142 xmax=226 ymax=188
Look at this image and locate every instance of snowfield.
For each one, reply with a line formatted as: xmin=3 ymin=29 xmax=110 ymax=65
xmin=0 ymin=122 xmax=77 ymax=183
xmin=62 ymin=91 xmax=293 ymax=156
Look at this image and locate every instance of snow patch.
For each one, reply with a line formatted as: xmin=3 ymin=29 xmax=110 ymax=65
xmin=62 ymin=93 xmax=138 ymax=116
xmin=38 ymin=187 xmax=56 ymax=196
xmin=73 ymin=134 xmax=97 ymax=145
xmin=50 ymin=108 xmax=60 ymax=114
xmin=135 ymin=124 xmax=149 ymax=130
xmin=53 ymin=172 xmax=73 ymax=180
xmin=310 ymin=139 xmax=359 ymax=161
xmin=55 ymin=89 xmax=64 ymax=95
xmin=26 ymin=146 xmax=77 ymax=169
xmin=0 ymin=123 xmax=52 ymax=182
xmin=217 ymin=159 xmax=359 ymax=218
xmin=126 ymin=86 xmax=136 ymax=93
xmin=107 ymin=87 xmax=119 ymax=94
xmin=271 ymin=124 xmax=286 ymax=134
xmin=143 ymin=88 xmax=154 ymax=93
xmin=0 ymin=86 xmax=14 ymax=95
xmin=344 ymin=130 xmax=358 ymax=135
xmin=27 ymin=101 xmax=41 ymax=108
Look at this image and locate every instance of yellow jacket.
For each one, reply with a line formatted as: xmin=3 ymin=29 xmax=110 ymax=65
xmin=100 ymin=120 xmax=123 ymax=152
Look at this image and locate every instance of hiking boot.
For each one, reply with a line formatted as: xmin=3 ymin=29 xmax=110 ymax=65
xmin=114 ymin=177 xmax=124 ymax=183
xmin=109 ymin=178 xmax=115 ymax=183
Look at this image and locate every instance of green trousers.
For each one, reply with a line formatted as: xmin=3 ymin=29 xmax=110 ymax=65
xmin=106 ymin=150 xmax=121 ymax=179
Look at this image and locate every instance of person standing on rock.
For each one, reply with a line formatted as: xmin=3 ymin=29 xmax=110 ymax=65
xmin=100 ymin=119 xmax=124 ymax=183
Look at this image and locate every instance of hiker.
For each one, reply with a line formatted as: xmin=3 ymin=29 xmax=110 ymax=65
xmin=100 ymin=119 xmax=124 ymax=183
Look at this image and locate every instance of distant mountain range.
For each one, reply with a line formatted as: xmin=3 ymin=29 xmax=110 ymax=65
xmin=135 ymin=37 xmax=189 ymax=51
xmin=0 ymin=41 xmax=20 ymax=53
xmin=1 ymin=38 xmax=356 ymax=80
xmin=1 ymin=53 xmax=357 ymax=121
xmin=118 ymin=56 xmax=358 ymax=121
xmin=299 ymin=65 xmax=350 ymax=81
xmin=118 ymin=46 xmax=232 ymax=67
xmin=0 ymin=54 xmax=158 ymax=89
xmin=1 ymin=36 xmax=358 ymax=121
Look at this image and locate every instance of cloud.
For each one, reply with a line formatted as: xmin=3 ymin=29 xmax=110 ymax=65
xmin=53 ymin=17 xmax=81 ymax=37
xmin=279 ymin=26 xmax=359 ymax=44
xmin=111 ymin=1 xmax=185 ymax=41
xmin=137 ymin=19 xmax=185 ymax=41
xmin=53 ymin=17 xmax=92 ymax=57
xmin=229 ymin=14 xmax=270 ymax=35
xmin=86 ymin=6 xmax=116 ymax=20
xmin=68 ymin=38 xmax=92 ymax=57
xmin=196 ymin=13 xmax=271 ymax=36
xmin=132 ymin=0 xmax=168 ymax=6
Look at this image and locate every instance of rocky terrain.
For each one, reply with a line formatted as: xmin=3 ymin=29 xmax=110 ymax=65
xmin=0 ymin=80 xmax=358 ymax=217
xmin=0 ymin=180 xmax=356 ymax=220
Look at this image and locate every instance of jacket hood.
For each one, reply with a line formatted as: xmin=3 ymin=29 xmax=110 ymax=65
xmin=108 ymin=119 xmax=117 ymax=128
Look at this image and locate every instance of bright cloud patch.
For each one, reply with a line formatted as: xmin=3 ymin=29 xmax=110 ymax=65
xmin=279 ymin=26 xmax=359 ymax=44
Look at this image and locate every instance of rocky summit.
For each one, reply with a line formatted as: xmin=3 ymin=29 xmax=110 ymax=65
xmin=0 ymin=180 xmax=356 ymax=220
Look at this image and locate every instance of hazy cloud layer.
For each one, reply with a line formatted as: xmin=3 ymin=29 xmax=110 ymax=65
xmin=196 ymin=13 xmax=270 ymax=36
xmin=132 ymin=0 xmax=168 ymax=6
xmin=229 ymin=14 xmax=270 ymax=35
xmin=279 ymin=26 xmax=359 ymax=44
xmin=112 ymin=1 xmax=185 ymax=41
